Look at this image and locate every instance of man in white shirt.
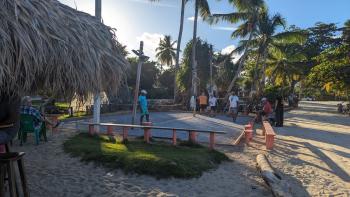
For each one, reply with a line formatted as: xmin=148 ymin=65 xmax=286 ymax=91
xmin=209 ymin=94 xmax=217 ymax=117
xmin=229 ymin=92 xmax=239 ymax=122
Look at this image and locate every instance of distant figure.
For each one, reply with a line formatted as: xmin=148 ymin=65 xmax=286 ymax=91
xmin=41 ymin=98 xmax=60 ymax=114
xmin=259 ymin=98 xmax=272 ymax=121
xmin=209 ymin=94 xmax=217 ymax=117
xmin=198 ymin=92 xmax=208 ymax=114
xmin=20 ymin=96 xmax=60 ymax=141
xmin=275 ymin=96 xmax=284 ymax=127
xmin=138 ymin=90 xmax=149 ymax=125
xmin=0 ymin=93 xmax=21 ymax=146
xmin=190 ymin=95 xmax=196 ymax=112
xmin=229 ymin=92 xmax=239 ymax=122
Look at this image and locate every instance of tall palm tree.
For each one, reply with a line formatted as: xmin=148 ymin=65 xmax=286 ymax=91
xmin=156 ymin=35 xmax=177 ymax=71
xmin=150 ymin=0 xmax=187 ymax=101
xmin=190 ymin=0 xmax=211 ymax=97
xmin=210 ymin=0 xmax=265 ymax=96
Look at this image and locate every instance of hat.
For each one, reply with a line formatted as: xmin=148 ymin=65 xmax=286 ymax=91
xmin=141 ymin=90 xmax=147 ymax=94
xmin=261 ymin=97 xmax=267 ymax=102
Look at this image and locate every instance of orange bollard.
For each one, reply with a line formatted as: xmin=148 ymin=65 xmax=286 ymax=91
xmin=244 ymin=124 xmax=252 ymax=130
xmin=245 ymin=129 xmax=253 ymax=144
xmin=266 ymin=136 xmax=274 ymax=150
xmin=209 ymin=132 xmax=215 ymax=150
xmin=172 ymin=129 xmax=177 ymax=146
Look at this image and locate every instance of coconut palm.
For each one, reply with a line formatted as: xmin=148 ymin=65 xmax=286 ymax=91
xmin=149 ymin=0 xmax=187 ymax=100
xmin=265 ymin=44 xmax=307 ymax=95
xmin=156 ymin=35 xmax=177 ymax=71
xmin=190 ymin=0 xmax=211 ymax=97
xmin=210 ymin=0 xmax=265 ymax=96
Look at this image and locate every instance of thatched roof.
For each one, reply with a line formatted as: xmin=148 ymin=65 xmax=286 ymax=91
xmin=0 ymin=0 xmax=128 ymax=98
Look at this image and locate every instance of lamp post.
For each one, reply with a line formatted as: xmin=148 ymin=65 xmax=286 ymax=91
xmin=131 ymin=41 xmax=149 ymax=125
xmin=93 ymin=0 xmax=102 ymax=133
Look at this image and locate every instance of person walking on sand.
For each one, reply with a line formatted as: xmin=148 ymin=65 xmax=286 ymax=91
xmin=138 ymin=90 xmax=150 ymax=125
xmin=229 ymin=92 xmax=239 ymax=122
xmin=209 ymin=94 xmax=217 ymax=117
xmin=198 ymin=92 xmax=208 ymax=114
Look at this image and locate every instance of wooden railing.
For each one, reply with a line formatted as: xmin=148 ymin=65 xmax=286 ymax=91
xmin=79 ymin=122 xmax=226 ymax=150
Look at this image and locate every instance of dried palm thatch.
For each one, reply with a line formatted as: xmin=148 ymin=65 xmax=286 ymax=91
xmin=0 ymin=0 xmax=128 ymax=99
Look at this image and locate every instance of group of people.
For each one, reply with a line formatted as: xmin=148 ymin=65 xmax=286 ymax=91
xmin=190 ymin=92 xmax=219 ymax=117
xmin=256 ymin=96 xmax=284 ymax=127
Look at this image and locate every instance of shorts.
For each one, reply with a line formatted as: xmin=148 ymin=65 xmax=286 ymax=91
xmin=230 ymin=107 xmax=238 ymax=114
xmin=200 ymin=104 xmax=207 ymax=110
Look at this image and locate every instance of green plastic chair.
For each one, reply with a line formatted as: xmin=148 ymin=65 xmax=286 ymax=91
xmin=19 ymin=114 xmax=40 ymax=145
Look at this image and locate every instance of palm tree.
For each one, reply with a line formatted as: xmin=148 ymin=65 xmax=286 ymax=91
xmin=210 ymin=0 xmax=265 ymax=96
xmin=190 ymin=0 xmax=211 ymax=97
xmin=150 ymin=0 xmax=187 ymax=101
xmin=156 ymin=35 xmax=177 ymax=71
xmin=265 ymin=44 xmax=307 ymax=95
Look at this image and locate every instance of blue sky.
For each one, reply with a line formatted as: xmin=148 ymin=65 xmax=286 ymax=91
xmin=59 ymin=0 xmax=349 ymax=60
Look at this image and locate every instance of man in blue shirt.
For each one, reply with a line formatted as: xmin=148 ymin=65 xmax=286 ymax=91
xmin=138 ymin=90 xmax=149 ymax=125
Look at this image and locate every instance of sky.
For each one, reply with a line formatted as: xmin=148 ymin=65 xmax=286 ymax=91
xmin=58 ymin=0 xmax=350 ymax=60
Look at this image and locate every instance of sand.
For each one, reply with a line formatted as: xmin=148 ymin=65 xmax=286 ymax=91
xmin=8 ymin=101 xmax=350 ymax=196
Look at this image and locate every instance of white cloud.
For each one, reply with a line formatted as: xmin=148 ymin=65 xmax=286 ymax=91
xmin=135 ymin=32 xmax=165 ymax=61
xmin=212 ymin=26 xmax=236 ymax=31
xmin=221 ymin=45 xmax=241 ymax=63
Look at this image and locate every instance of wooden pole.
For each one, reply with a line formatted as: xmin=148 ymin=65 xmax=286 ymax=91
xmin=131 ymin=41 xmax=144 ymax=125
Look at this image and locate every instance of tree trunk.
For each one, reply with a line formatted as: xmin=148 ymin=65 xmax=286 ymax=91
xmin=174 ymin=0 xmax=186 ymax=102
xmin=191 ymin=0 xmax=199 ymax=96
xmin=251 ymin=52 xmax=261 ymax=93
xmin=224 ymin=30 xmax=254 ymax=101
xmin=258 ymin=49 xmax=268 ymax=96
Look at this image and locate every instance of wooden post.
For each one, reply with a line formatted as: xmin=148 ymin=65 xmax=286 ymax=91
xmin=189 ymin=131 xmax=196 ymax=143
xmin=209 ymin=132 xmax=215 ymax=149
xmin=107 ymin=125 xmax=113 ymax=136
xmin=131 ymin=41 xmax=145 ymax=125
xmin=142 ymin=122 xmax=152 ymax=143
xmin=245 ymin=129 xmax=253 ymax=144
xmin=88 ymin=125 xmax=94 ymax=136
xmin=122 ymin=127 xmax=128 ymax=142
xmin=172 ymin=129 xmax=177 ymax=145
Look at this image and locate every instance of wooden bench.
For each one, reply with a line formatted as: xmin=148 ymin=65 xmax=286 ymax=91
xmin=262 ymin=121 xmax=276 ymax=150
xmin=80 ymin=122 xmax=226 ymax=150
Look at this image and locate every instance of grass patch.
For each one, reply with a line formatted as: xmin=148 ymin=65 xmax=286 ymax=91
xmin=58 ymin=111 xmax=87 ymax=120
xmin=63 ymin=133 xmax=229 ymax=178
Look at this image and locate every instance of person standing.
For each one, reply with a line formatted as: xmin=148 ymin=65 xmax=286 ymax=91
xmin=209 ymin=94 xmax=217 ymax=117
xmin=138 ymin=90 xmax=150 ymax=125
xmin=275 ymin=96 xmax=284 ymax=127
xmin=198 ymin=92 xmax=208 ymax=114
xmin=229 ymin=92 xmax=239 ymax=122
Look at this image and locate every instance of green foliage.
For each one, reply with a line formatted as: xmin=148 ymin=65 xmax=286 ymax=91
xmin=63 ymin=133 xmax=229 ymax=178
xmin=308 ymin=44 xmax=350 ymax=94
xmin=156 ymin=35 xmax=176 ymax=69
xmin=178 ymin=38 xmax=214 ymax=93
xmin=127 ymin=57 xmax=159 ymax=94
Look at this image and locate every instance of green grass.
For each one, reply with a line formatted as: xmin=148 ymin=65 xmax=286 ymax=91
xmin=58 ymin=111 xmax=88 ymax=120
xmin=63 ymin=133 xmax=229 ymax=178
xmin=55 ymin=102 xmax=70 ymax=109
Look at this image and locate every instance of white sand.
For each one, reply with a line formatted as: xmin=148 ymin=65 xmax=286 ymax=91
xmin=9 ymin=101 xmax=349 ymax=196
xmin=10 ymin=123 xmax=270 ymax=197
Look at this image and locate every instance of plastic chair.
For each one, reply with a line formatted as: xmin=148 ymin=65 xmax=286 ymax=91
xmin=19 ymin=114 xmax=40 ymax=145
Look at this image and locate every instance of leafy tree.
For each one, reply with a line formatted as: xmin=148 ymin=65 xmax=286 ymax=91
xmin=127 ymin=57 xmax=159 ymax=95
xmin=178 ymin=38 xmax=213 ymax=96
